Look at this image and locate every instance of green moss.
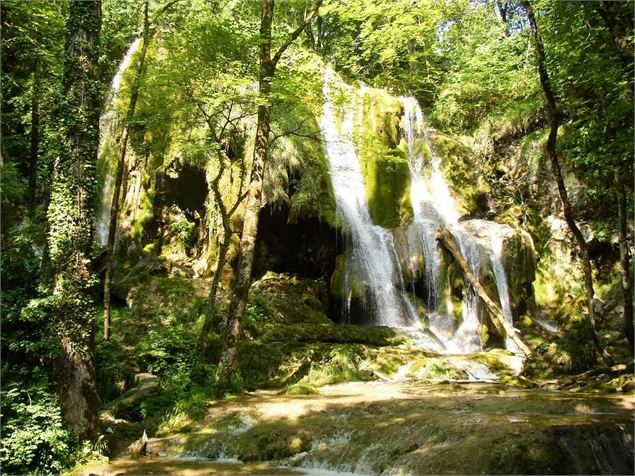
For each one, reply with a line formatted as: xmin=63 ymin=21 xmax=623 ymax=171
xmin=257 ymin=323 xmax=408 ymax=347
xmin=297 ymin=345 xmax=368 ymax=387
xmin=369 ymin=352 xmax=406 ymax=376
xmin=502 ymin=230 xmax=536 ymax=311
xmin=473 ymin=351 xmax=515 ymax=376
xmin=409 ymin=357 xmax=466 ymax=380
xmin=480 ymin=324 xmax=490 ymax=346
xmin=330 ymin=253 xmax=364 ymax=300
xmin=132 ymin=189 xmax=155 ymax=242
xmin=356 ymin=89 xmax=413 ymax=228
xmin=365 ymin=150 xmax=412 ymax=228
xmin=287 ymin=116 xmax=338 ymax=226
xmin=431 ymin=131 xmax=485 ymax=217
xmin=285 ymin=383 xmax=319 ymax=395
xmin=237 ymin=421 xmax=314 ymax=461
xmin=441 ymin=249 xmax=466 ymax=319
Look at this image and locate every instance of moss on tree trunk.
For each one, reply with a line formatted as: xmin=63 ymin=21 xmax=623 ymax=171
xmin=48 ymin=0 xmax=102 ymax=440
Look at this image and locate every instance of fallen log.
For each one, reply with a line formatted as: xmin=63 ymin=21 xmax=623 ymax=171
xmin=436 ymin=228 xmax=532 ymax=357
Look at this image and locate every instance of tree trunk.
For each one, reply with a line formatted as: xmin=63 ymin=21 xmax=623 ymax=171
xmin=29 ymin=60 xmax=40 ymax=207
xmin=437 ymin=229 xmax=531 ymax=357
xmin=48 ymin=0 xmax=101 ymax=441
xmin=197 ymin=235 xmax=231 ymax=354
xmin=215 ymin=0 xmax=322 ymax=389
xmin=615 ymin=170 xmax=634 ymax=353
xmin=103 ymin=0 xmax=149 ymax=341
xmin=495 ymin=0 xmax=510 ymax=37
xmin=215 ymin=43 xmax=273 ymax=386
xmin=521 ymin=0 xmax=612 ymax=365
xmin=197 ymin=162 xmax=233 ymax=355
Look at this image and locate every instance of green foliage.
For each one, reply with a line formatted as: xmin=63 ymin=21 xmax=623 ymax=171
xmin=1 ymin=381 xmax=74 ymax=475
xmin=137 ymin=324 xmax=196 ymax=376
xmin=320 ymin=0 xmax=446 ymax=104
xmin=533 ymin=0 xmax=633 ymax=231
xmin=170 ymin=214 xmax=197 ymax=250
xmin=95 ymin=337 xmax=135 ymax=402
xmin=0 ymin=0 xmax=65 ymax=211
xmin=102 ymin=0 xmax=144 ymax=79
xmin=124 ymin=290 xmax=205 ymax=380
xmin=243 ymin=295 xmax=274 ymax=332
xmin=431 ymin=1 xmax=540 ymax=132
xmin=0 ymin=162 xmax=27 ymax=215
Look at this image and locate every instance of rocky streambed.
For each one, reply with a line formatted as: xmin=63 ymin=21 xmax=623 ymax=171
xmin=77 ymin=381 xmax=634 ymax=475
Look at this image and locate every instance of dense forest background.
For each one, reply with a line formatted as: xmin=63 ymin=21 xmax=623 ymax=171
xmin=1 ymin=0 xmax=633 ymax=474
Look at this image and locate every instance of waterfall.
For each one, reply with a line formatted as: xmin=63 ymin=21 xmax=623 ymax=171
xmin=400 ymin=98 xmax=523 ymax=354
xmin=399 ymin=97 xmax=483 ymax=354
xmin=488 ymin=229 xmax=519 ymax=353
xmin=321 ymin=68 xmax=419 ymax=329
xmin=322 ymin=68 xmax=522 ymax=355
xmin=96 ymin=38 xmax=142 ymax=246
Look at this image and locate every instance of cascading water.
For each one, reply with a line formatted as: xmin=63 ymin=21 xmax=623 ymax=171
xmin=322 ymin=67 xmax=523 ymax=356
xmin=96 ymin=38 xmax=141 ymax=246
xmin=399 ymin=97 xmax=483 ymax=354
xmin=321 ymin=68 xmax=419 ymax=329
xmin=487 ymin=227 xmax=519 ymax=353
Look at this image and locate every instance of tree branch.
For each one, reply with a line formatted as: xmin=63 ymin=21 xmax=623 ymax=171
xmin=271 ymin=0 xmax=323 ymax=67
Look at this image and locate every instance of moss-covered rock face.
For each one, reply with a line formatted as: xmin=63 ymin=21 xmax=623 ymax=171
xmin=392 ymin=225 xmax=427 ymax=285
xmin=462 ymin=219 xmax=536 ymax=319
xmin=430 ymin=131 xmax=489 ymax=219
xmin=329 ymin=253 xmax=365 ymax=301
xmin=502 ymin=227 xmax=537 ymax=314
xmin=249 ymin=272 xmax=330 ymax=326
xmin=98 ymin=45 xmax=337 ymax=281
xmin=352 ymin=89 xmax=413 ymax=229
xmin=359 ymin=90 xmax=412 ymax=228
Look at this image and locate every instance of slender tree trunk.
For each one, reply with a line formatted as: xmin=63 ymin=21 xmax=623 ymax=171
xmin=48 ymin=0 xmax=102 ymax=440
xmin=495 ymin=0 xmax=510 ymax=37
xmin=197 ymin=160 xmax=236 ymax=355
xmin=103 ymin=0 xmax=149 ymax=341
xmin=521 ymin=0 xmax=612 ymax=365
xmin=316 ymin=16 xmax=324 ymax=51
xmin=29 ymin=60 xmax=40 ymax=206
xmin=197 ymin=234 xmax=231 ymax=354
xmin=215 ymin=0 xmax=322 ymax=389
xmin=215 ymin=46 xmax=273 ymax=387
xmin=615 ymin=170 xmax=634 ymax=353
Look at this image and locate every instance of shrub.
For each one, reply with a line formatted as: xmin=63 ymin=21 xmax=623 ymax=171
xmin=1 ymin=383 xmax=74 ymax=475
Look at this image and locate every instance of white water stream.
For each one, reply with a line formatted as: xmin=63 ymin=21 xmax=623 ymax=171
xmin=320 ymin=68 xmax=419 ymax=330
xmin=96 ymin=38 xmax=142 ymax=246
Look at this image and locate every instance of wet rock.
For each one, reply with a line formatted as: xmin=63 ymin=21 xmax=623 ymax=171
xmin=147 ymin=382 xmax=634 ymax=475
xmin=463 ymin=219 xmax=536 ymax=316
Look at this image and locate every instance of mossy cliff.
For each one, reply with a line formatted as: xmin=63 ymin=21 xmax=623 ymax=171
xmin=97 ymin=47 xmax=338 ymax=289
xmin=427 ymin=116 xmax=632 ymax=368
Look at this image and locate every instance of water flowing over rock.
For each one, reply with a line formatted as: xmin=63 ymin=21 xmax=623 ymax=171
xmin=322 ymin=68 xmax=536 ymax=355
xmin=320 ymin=68 xmax=419 ymax=330
xmin=96 ymin=38 xmax=142 ymax=246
